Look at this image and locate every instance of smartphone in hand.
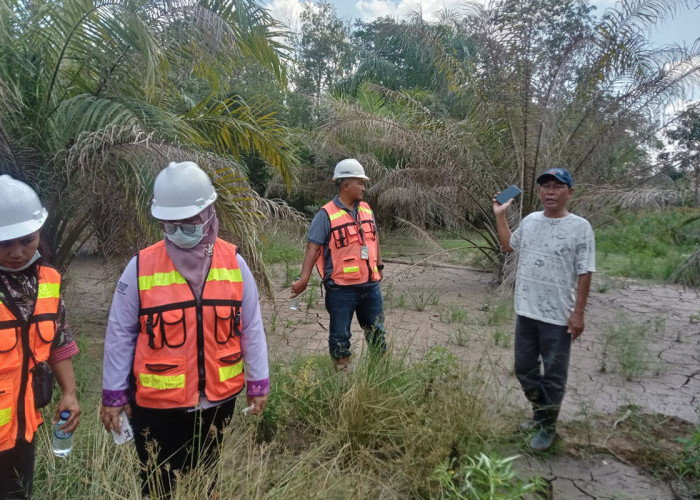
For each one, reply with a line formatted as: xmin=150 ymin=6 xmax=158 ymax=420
xmin=111 ymin=410 xmax=134 ymax=445
xmin=496 ymin=185 xmax=522 ymax=205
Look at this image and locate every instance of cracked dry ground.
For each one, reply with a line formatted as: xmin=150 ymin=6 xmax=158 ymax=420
xmin=67 ymin=258 xmax=700 ymax=499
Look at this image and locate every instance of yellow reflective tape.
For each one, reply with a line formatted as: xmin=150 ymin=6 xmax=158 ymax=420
xmin=219 ymin=361 xmax=244 ymax=382
xmin=138 ymin=270 xmax=187 ymax=291
xmin=328 ymin=211 xmax=345 ymax=221
xmin=358 ymin=206 xmax=373 ymax=215
xmin=343 ymin=266 xmax=360 ymax=274
xmin=139 ymin=373 xmax=185 ymax=390
xmin=373 ymin=266 xmax=379 ymax=272
xmin=0 ymin=407 xmax=11 ymax=426
xmin=207 ymin=268 xmax=243 ymax=283
xmin=37 ymin=283 xmax=60 ymax=299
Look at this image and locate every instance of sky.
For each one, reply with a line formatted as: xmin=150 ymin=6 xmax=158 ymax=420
xmin=265 ymin=0 xmax=700 ymax=48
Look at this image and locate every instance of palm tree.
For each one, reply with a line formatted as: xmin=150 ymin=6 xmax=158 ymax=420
xmin=312 ymin=0 xmax=700 ymax=268
xmin=0 ymin=0 xmax=297 ymax=290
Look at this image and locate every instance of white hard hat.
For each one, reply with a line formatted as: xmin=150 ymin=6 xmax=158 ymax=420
xmin=151 ymin=161 xmax=218 ymax=220
xmin=0 ymin=175 xmax=48 ymax=242
xmin=332 ymin=158 xmax=370 ymax=181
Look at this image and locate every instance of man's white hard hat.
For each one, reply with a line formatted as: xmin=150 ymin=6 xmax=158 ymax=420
xmin=332 ymin=158 xmax=370 ymax=181
xmin=0 ymin=175 xmax=48 ymax=242
xmin=151 ymin=161 xmax=218 ymax=220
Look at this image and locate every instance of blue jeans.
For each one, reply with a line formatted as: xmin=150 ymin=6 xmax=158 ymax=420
xmin=514 ymin=315 xmax=572 ymax=430
xmin=324 ymin=281 xmax=387 ymax=359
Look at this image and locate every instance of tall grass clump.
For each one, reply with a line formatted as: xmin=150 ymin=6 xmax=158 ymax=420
xmin=596 ymin=208 xmax=700 ymax=281
xmin=32 ymin=349 xmax=534 ymax=498
xmin=677 ymin=415 xmax=700 ymax=496
xmin=250 ymin=348 xmax=520 ymax=497
xmin=600 ymin=314 xmax=660 ymax=380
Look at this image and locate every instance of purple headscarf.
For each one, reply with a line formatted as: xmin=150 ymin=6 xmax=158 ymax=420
xmin=163 ymin=205 xmax=219 ymax=296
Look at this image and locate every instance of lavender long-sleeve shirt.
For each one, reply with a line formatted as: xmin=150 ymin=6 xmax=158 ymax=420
xmin=102 ymin=253 xmax=269 ymax=407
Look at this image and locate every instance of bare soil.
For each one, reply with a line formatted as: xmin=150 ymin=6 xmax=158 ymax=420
xmin=64 ymin=256 xmax=700 ymax=499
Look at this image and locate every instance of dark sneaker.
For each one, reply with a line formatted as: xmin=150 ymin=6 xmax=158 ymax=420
xmin=518 ymin=419 xmax=539 ymax=432
xmin=529 ymin=428 xmax=556 ymax=451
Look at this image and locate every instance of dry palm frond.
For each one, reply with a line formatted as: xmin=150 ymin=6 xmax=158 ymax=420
xmin=670 ymin=247 xmax=700 ymax=288
xmin=392 ymin=217 xmax=443 ymax=253
xmin=574 ymin=186 xmax=687 ymax=219
xmin=50 ymin=124 xmax=277 ymax=293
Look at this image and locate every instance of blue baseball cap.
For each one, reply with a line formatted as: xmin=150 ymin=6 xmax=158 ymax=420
xmin=536 ymin=167 xmax=573 ymax=187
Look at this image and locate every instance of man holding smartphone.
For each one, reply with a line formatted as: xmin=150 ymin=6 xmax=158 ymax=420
xmin=492 ymin=167 xmax=595 ymax=451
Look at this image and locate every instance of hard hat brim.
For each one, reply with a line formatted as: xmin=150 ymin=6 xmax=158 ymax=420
xmin=0 ymin=210 xmax=47 ymax=242
xmin=151 ymin=198 xmax=215 ymax=221
xmin=332 ymin=174 xmax=370 ymax=181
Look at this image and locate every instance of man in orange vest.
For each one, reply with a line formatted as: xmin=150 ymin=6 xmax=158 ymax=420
xmin=291 ymin=159 xmax=386 ymax=370
xmin=100 ymin=162 xmax=269 ymax=497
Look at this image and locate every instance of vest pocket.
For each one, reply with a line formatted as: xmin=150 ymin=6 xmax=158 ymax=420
xmin=345 ymin=224 xmax=360 ymax=243
xmin=32 ymin=321 xmax=56 ymax=361
xmin=214 ymin=306 xmax=241 ymax=344
xmin=137 ymin=355 xmax=187 ymax=406
xmin=208 ymin=349 xmax=243 ymax=400
xmin=0 ymin=329 xmax=20 ymax=374
xmin=340 ymin=256 xmax=362 ymax=281
xmin=363 ymin=220 xmax=376 ymax=240
xmin=0 ymin=379 xmax=15 ymax=442
xmin=160 ymin=309 xmax=186 ymax=348
xmin=143 ymin=309 xmax=187 ymax=350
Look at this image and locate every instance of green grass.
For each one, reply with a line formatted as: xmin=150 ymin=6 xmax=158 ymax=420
xmin=260 ymin=224 xmax=306 ymax=264
xmin=381 ymin=230 xmax=496 ymax=268
xmin=596 ymin=208 xmax=700 ymax=281
xmin=31 ymin=348 xmax=543 ymax=499
xmin=600 ymin=313 xmax=662 ymax=380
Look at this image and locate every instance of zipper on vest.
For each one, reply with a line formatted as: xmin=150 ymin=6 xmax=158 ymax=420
xmin=190 ymin=259 xmax=213 ymax=396
xmin=195 ymin=295 xmax=206 ymax=394
xmin=16 ymin=324 xmax=30 ymax=443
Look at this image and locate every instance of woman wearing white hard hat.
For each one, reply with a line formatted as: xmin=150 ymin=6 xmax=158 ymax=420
xmin=0 ymin=175 xmax=81 ymax=498
xmin=99 ymin=161 xmax=269 ymax=497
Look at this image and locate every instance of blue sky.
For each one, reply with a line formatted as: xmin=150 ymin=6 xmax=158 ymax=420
xmin=266 ymin=0 xmax=700 ymax=47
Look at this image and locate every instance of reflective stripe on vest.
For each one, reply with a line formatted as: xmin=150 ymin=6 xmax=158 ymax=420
xmin=219 ymin=361 xmax=243 ymax=382
xmin=134 ymin=239 xmax=245 ymax=409
xmin=140 ymin=373 xmax=186 ymax=390
xmin=0 ymin=265 xmax=60 ymax=452
xmin=138 ymin=268 xmax=243 ymax=291
xmin=0 ymin=407 xmax=11 ymax=426
xmin=315 ymin=200 xmax=380 ymax=285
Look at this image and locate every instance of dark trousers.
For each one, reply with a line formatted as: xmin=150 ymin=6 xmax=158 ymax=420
xmin=131 ymin=398 xmax=236 ymax=498
xmin=324 ymin=281 xmax=387 ymax=360
xmin=0 ymin=438 xmax=35 ymax=500
xmin=514 ymin=315 xmax=572 ymax=430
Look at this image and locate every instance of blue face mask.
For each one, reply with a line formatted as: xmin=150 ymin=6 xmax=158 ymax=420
xmin=0 ymin=251 xmax=41 ymax=272
xmin=165 ymin=225 xmax=205 ymax=249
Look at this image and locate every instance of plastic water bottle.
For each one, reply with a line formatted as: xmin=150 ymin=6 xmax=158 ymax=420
xmin=52 ymin=410 xmax=73 ymax=457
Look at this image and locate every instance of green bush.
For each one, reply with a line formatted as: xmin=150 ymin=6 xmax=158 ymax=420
xmin=596 ymin=208 xmax=700 ymax=281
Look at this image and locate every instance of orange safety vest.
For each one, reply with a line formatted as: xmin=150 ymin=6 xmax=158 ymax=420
xmin=315 ymin=200 xmax=380 ymax=285
xmin=0 ymin=265 xmax=60 ymax=452
xmin=134 ymin=238 xmax=245 ymax=409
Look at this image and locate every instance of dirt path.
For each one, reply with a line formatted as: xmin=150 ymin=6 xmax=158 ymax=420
xmin=64 ymin=257 xmax=700 ymax=499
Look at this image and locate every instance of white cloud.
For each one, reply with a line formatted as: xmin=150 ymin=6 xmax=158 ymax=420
xmin=266 ymin=0 xmax=305 ymax=31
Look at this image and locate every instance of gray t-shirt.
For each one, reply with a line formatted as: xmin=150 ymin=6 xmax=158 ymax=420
xmin=510 ymin=212 xmax=596 ymax=326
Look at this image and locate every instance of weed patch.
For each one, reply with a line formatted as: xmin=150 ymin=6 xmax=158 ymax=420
xmin=600 ymin=314 xmax=663 ymax=380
